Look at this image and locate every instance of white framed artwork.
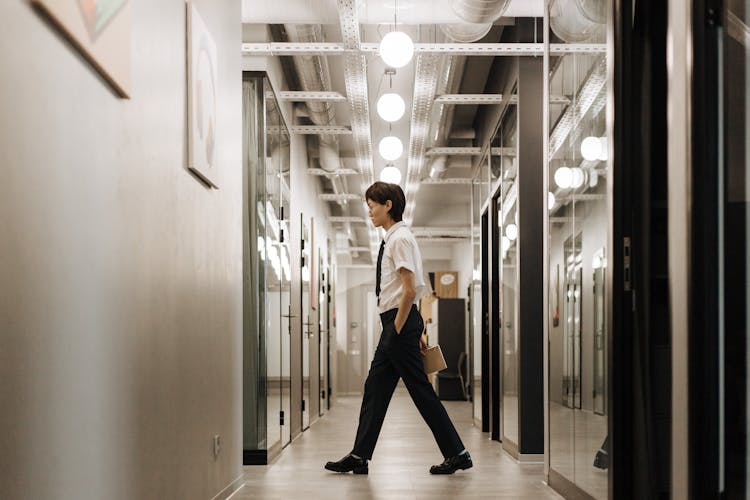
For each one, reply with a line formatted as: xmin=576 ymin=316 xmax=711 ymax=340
xmin=187 ymin=2 xmax=219 ymax=188
xmin=31 ymin=0 xmax=131 ymax=97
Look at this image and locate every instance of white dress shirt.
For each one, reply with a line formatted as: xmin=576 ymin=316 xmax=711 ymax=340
xmin=377 ymin=221 xmax=429 ymax=313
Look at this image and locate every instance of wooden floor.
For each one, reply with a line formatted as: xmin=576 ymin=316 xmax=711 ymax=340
xmin=235 ymin=385 xmax=563 ymax=500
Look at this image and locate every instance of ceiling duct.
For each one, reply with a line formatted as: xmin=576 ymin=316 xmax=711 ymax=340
xmin=284 ymin=24 xmax=341 ymax=173
xmin=451 ymin=0 xmax=511 ymax=24
xmin=440 ymin=23 xmax=493 ymax=43
xmin=549 ymin=0 xmax=606 ymax=42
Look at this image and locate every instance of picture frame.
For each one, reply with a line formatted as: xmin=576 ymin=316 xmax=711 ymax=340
xmin=31 ymin=0 xmax=132 ymax=98
xmin=187 ymin=2 xmax=219 ymax=188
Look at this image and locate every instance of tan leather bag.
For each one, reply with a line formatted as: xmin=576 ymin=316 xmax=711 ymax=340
xmin=421 ymin=345 xmax=447 ymax=374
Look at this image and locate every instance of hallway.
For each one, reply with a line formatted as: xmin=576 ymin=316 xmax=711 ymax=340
xmin=235 ymin=388 xmax=562 ymax=499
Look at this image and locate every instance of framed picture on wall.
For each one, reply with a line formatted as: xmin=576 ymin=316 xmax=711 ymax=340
xmin=187 ymin=2 xmax=219 ymax=188
xmin=31 ymin=0 xmax=131 ymax=97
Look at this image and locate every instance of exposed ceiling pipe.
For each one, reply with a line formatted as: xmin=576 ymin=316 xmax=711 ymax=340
xmin=440 ymin=23 xmax=492 ymax=43
xmin=549 ymin=0 xmax=606 ymax=42
xmin=243 ymin=0 xmax=543 ymax=24
xmin=451 ymin=0 xmax=512 ymax=24
xmin=283 ymin=23 xmax=360 ymax=253
xmin=284 ymin=24 xmax=341 ymax=174
xmin=429 ymin=55 xmax=467 ymax=179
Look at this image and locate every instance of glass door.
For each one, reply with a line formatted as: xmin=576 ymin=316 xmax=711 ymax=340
xmin=546 ymin=4 xmax=610 ymax=497
xmin=592 ymin=248 xmax=606 ymax=416
xmin=722 ymin=0 xmax=749 ymax=495
xmin=319 ymin=258 xmax=328 ymax=416
xmin=301 ymin=215 xmax=312 ymax=430
xmin=277 ymin=94 xmax=292 ymax=448
xmin=263 ymin=83 xmax=283 ymax=451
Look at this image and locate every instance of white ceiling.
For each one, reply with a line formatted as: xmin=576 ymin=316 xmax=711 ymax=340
xmin=243 ymin=0 xmax=545 ymax=24
xmin=243 ymin=0 xmax=542 ymax=260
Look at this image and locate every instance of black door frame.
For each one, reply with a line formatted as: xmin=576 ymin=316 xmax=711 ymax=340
xmin=481 ymin=208 xmax=491 ymax=433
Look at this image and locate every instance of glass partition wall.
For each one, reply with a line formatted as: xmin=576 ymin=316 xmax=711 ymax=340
xmin=243 ymin=74 xmax=292 ymax=463
xmin=493 ymin=107 xmax=520 ymax=452
xmin=470 ymin=179 xmax=483 ymax=428
xmin=318 ymin=254 xmax=329 ymax=416
xmin=546 ymin=8 xmax=610 ymax=497
xmin=301 ymin=216 xmax=312 ymax=430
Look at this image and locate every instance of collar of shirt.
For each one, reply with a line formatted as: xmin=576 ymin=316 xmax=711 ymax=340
xmin=383 ymin=221 xmax=406 ymax=243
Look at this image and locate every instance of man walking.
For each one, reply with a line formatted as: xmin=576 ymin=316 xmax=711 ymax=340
xmin=324 ymin=182 xmax=472 ymax=475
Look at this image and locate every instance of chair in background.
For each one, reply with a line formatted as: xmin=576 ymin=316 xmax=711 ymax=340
xmin=437 ymin=352 xmax=468 ymax=400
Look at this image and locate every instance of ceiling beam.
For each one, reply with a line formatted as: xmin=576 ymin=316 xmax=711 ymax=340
xmin=319 ymin=193 xmax=361 ymax=202
xmin=336 ymin=246 xmax=372 ymax=252
xmin=242 ymin=42 xmax=607 ymax=57
xmin=549 ymin=57 xmax=607 ymax=158
xmin=290 ymin=125 xmax=352 ymax=135
xmin=277 ymin=90 xmax=347 ymax=102
xmin=307 ymin=168 xmax=359 ymax=176
xmin=425 ymin=146 xmax=517 ymax=156
xmin=337 ymin=0 xmax=374 ymax=191
xmin=419 ymin=178 xmax=474 ymax=185
xmin=435 ymin=94 xmax=570 ymax=105
xmin=328 ymin=216 xmax=369 ymax=223
xmin=416 ymin=237 xmax=471 ymax=243
xmin=411 ymin=227 xmax=477 ymax=238
xmin=403 ymin=54 xmax=441 ymax=223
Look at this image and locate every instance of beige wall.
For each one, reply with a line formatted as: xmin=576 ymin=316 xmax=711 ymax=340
xmin=0 ymin=1 xmax=243 ymax=499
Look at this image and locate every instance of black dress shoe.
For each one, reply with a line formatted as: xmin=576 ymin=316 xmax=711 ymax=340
xmin=324 ymin=453 xmax=369 ymax=474
xmin=429 ymin=452 xmax=473 ymax=474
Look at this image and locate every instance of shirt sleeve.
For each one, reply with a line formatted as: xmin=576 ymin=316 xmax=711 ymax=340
xmin=390 ymin=236 xmax=416 ymax=274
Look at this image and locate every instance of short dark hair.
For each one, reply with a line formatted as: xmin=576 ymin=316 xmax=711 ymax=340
xmin=365 ymin=182 xmax=405 ymax=222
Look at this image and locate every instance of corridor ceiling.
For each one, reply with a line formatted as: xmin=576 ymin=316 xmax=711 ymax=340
xmin=242 ymin=0 xmax=598 ymax=267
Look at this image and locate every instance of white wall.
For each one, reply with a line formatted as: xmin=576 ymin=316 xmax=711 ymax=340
xmin=0 ymin=1 xmax=242 ymax=499
xmin=450 ymin=241 xmax=475 ymax=299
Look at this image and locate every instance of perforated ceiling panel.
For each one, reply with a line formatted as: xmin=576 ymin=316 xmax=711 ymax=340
xmin=403 ymin=53 xmax=441 ymax=223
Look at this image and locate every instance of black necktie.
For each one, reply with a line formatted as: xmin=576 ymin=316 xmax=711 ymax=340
xmin=375 ymin=239 xmax=385 ymax=299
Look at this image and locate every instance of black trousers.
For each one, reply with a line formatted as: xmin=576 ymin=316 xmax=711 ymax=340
xmin=352 ymin=304 xmax=465 ymax=460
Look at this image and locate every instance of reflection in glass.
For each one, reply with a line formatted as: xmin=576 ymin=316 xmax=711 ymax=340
xmin=592 ymin=248 xmax=606 ymax=416
xmin=562 ymin=233 xmax=582 ymax=409
xmin=263 ymin=79 xmax=292 ymax=451
xmin=546 ymin=12 xmax=609 ymax=496
xmin=301 ymin=216 xmax=311 ymax=430
xmin=242 ymin=75 xmax=292 ymax=456
xmin=471 ymin=180 xmax=483 ymax=425
xmin=242 ymin=76 xmax=265 ymax=454
xmin=319 ymin=256 xmax=328 ymax=416
xmin=494 ymin=107 xmax=519 ymax=448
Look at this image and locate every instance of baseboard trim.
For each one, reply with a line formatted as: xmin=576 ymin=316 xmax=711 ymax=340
xmin=502 ymin=437 xmax=519 ymax=459
xmin=548 ymin=468 xmax=597 ymax=500
xmin=243 ymin=449 xmax=267 ymax=465
xmin=518 ymin=453 xmax=545 ymax=464
xmin=210 ymin=474 xmax=245 ymax=500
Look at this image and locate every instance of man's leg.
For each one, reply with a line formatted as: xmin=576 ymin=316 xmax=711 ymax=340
xmin=351 ymin=344 xmax=400 ymax=460
xmin=387 ymin=316 xmax=465 ymax=459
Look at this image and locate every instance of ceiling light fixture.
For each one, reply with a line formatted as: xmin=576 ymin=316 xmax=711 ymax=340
xmin=377 ymin=92 xmax=405 ymax=122
xmin=380 ymin=165 xmax=402 ymax=184
xmin=571 ymin=167 xmax=586 ymax=188
xmin=501 ymin=236 xmax=511 ymax=253
xmin=554 ymin=166 xmax=573 ymax=189
xmin=548 ymin=192 xmax=556 ymax=210
xmin=581 ymin=136 xmax=603 ymax=161
xmin=505 ymin=223 xmax=518 ymax=241
xmin=379 ymin=31 xmax=414 ymax=68
xmin=581 ymin=136 xmax=609 ymax=162
xmin=379 ymin=136 xmax=403 ymax=161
